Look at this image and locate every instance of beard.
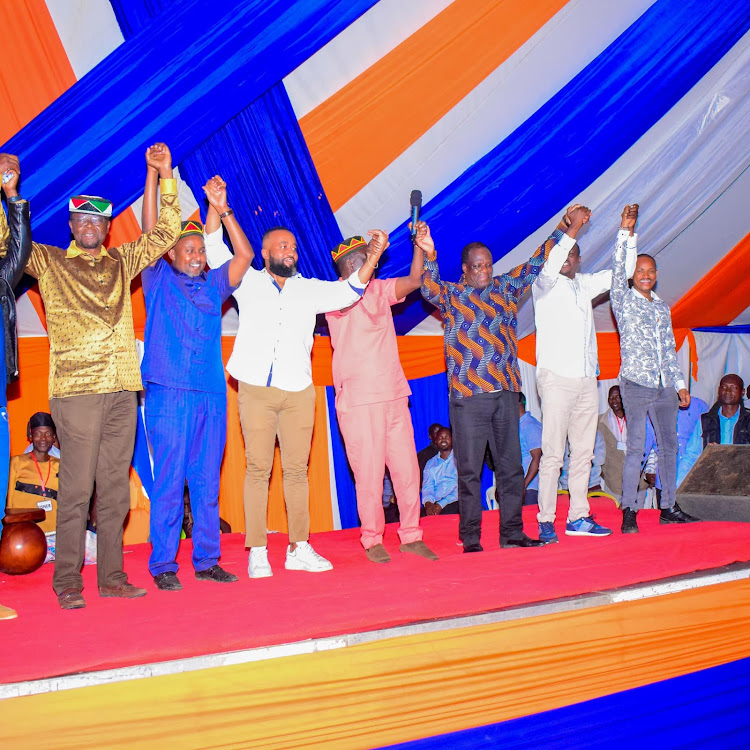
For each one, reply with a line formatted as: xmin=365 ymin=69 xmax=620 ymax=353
xmin=269 ymin=258 xmax=297 ymax=277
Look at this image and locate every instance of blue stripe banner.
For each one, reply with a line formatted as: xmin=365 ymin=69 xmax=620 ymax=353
xmin=377 ymin=657 xmax=750 ymax=749
xmin=381 ymin=0 xmax=750 ymax=333
xmin=3 ymin=0 xmax=378 ymax=247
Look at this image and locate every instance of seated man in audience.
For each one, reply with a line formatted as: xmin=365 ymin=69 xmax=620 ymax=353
xmin=382 ymin=469 xmax=400 ymax=525
xmin=559 ymin=430 xmax=606 ymax=495
xmin=599 ymin=385 xmax=653 ymax=507
xmin=422 ymin=426 xmax=459 ymax=516
xmin=678 ymin=375 xmax=749 ymax=484
xmin=701 ymin=374 xmax=749 ymax=446
xmin=417 ymin=423 xmax=442 ymax=486
xmin=7 ymin=413 xmax=59 ymax=554
xmin=518 ymin=393 xmax=542 ymax=506
xmin=6 ymin=413 xmax=96 ymax=566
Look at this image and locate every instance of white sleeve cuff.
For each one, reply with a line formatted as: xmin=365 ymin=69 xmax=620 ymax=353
xmin=675 ymin=379 xmax=686 ymax=392
xmin=349 ymin=272 xmax=368 ymax=290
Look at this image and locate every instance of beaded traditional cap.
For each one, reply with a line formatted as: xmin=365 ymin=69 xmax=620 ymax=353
xmin=331 ymin=235 xmax=366 ymax=262
xmin=180 ymin=219 xmax=204 ymax=237
xmin=68 ymin=195 xmax=112 ymax=217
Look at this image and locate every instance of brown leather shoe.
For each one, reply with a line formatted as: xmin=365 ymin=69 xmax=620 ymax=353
xmin=99 ymin=582 xmax=147 ymax=598
xmin=400 ymin=540 xmax=439 ymax=560
xmin=58 ymin=588 xmax=86 ymax=610
xmin=365 ymin=544 xmax=391 ymax=563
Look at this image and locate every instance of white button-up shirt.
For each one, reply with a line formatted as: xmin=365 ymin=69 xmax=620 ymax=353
xmin=205 ymin=229 xmax=366 ymax=391
xmin=533 ymin=232 xmax=636 ymax=378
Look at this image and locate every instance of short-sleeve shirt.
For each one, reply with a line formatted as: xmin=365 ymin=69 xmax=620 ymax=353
xmin=326 ymin=278 xmax=411 ymax=410
xmin=141 ymin=258 xmax=235 ymax=393
xmin=519 ymin=411 xmax=542 ymax=490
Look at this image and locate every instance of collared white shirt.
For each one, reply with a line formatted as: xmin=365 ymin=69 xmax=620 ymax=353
xmin=533 ymin=232 xmax=637 ymax=378
xmin=205 ymin=229 xmax=366 ymax=391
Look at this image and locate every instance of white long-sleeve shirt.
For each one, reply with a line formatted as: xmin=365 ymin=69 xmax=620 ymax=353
xmin=532 ymin=232 xmax=636 ymax=378
xmin=205 ymin=228 xmax=366 ymax=391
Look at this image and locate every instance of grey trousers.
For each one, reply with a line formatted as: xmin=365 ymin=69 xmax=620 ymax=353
xmin=620 ymin=379 xmax=679 ymax=511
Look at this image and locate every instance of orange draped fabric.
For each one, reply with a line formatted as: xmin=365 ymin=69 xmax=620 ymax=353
xmin=3 ymin=577 xmax=749 ymax=749
xmin=671 ymin=230 xmax=750 ymax=329
xmin=517 ymin=331 xmax=624 ymax=380
xmin=300 ymin=0 xmax=569 ymax=211
xmin=0 ymin=0 xmax=76 ymax=145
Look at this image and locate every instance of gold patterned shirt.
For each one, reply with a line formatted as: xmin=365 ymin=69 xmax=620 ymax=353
xmin=26 ymin=180 xmax=180 ymax=398
xmin=0 ymin=200 xmax=9 ymax=255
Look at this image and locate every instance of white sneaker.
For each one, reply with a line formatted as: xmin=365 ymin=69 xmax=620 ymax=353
xmin=248 ymin=546 xmax=273 ymax=578
xmin=285 ymin=541 xmax=333 ymax=573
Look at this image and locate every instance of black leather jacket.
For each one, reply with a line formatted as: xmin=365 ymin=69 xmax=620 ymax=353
xmin=1 ymin=199 xmax=32 ymax=384
xmin=701 ymin=402 xmax=750 ymax=447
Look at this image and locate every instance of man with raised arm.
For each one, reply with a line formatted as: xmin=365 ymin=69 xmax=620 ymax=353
xmin=0 ymin=153 xmax=33 ymax=620
xmin=326 ymin=230 xmax=438 ymax=563
xmin=26 ymin=143 xmax=181 ymax=609
xmin=418 ymin=214 xmax=574 ymax=553
xmin=205 ymin=221 xmax=386 ymax=577
xmin=140 ymin=175 xmax=253 ymax=591
xmin=610 ymin=204 xmax=699 ymax=534
xmin=532 ymin=204 xmax=636 ymax=543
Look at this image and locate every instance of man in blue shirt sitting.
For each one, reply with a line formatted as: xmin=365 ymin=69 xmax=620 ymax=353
xmin=700 ymin=375 xmax=750 ymax=447
xmin=141 ymin=174 xmax=253 ymax=591
xmin=422 ymin=427 xmax=458 ymax=516
xmin=518 ymin=393 xmax=542 ymax=506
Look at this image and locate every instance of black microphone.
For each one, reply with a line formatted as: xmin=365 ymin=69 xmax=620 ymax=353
xmin=410 ymin=190 xmax=422 ymax=239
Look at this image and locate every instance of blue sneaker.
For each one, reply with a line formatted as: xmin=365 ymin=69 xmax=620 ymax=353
xmin=538 ymin=521 xmax=558 ymax=544
xmin=565 ymin=516 xmax=612 ymax=537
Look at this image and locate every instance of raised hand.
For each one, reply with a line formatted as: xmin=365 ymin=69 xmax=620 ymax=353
xmin=0 ymin=153 xmax=20 ymax=197
xmin=365 ymin=229 xmax=389 ymax=266
xmin=202 ymin=175 xmax=229 ymax=214
xmin=145 ymin=143 xmax=173 ymax=178
xmin=412 ymin=220 xmax=435 ymax=259
xmin=565 ymin=204 xmax=591 ymax=229
xmin=620 ymin=203 xmax=639 ymax=234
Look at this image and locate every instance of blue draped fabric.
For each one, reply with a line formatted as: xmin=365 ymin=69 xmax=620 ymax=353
xmin=132 ymin=406 xmax=154 ymax=497
xmin=379 ymin=0 xmax=750 ymax=334
xmin=377 ymin=657 xmax=750 ymax=749
xmin=110 ymin=1 xmax=343 ymax=279
xmin=327 ymin=372 xmax=455 ymax=529
xmin=3 ymin=0 xmax=378 ymax=248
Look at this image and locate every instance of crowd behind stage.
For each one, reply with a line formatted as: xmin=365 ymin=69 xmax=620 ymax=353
xmin=0 ymin=145 xmax=748 ymax=620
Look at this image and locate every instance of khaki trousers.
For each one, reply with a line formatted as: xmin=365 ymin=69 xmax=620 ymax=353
xmin=50 ymin=391 xmax=137 ymax=594
xmin=238 ymin=382 xmax=315 ymax=547
xmin=536 ymin=369 xmax=598 ymax=523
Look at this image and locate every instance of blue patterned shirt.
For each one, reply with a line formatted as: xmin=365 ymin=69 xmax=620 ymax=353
xmin=421 ymin=221 xmax=567 ymax=398
xmin=611 ymin=230 xmax=685 ymax=391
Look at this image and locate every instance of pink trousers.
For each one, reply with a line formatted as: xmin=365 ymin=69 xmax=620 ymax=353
xmin=336 ymin=397 xmax=422 ymax=549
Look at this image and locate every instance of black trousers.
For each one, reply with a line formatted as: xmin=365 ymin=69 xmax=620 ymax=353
xmin=450 ymin=390 xmax=524 ymax=545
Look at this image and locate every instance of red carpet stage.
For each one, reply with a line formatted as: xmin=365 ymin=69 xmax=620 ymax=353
xmin=2 ymin=497 xmax=750 ymax=686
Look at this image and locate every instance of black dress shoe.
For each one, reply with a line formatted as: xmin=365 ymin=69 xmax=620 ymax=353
xmin=195 ymin=564 xmax=239 ymax=583
xmin=463 ymin=542 xmax=484 ymax=553
xmin=500 ymin=535 xmax=545 ymax=548
xmin=153 ymin=572 xmax=183 ymax=591
xmin=621 ymin=507 xmax=639 ymax=534
xmin=660 ymin=503 xmax=701 ymax=524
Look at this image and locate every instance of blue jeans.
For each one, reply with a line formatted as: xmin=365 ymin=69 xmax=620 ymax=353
xmin=144 ymin=384 xmax=227 ymax=576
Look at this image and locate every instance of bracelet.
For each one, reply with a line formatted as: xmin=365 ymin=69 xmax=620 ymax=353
xmin=366 ymin=258 xmax=378 ymax=269
xmin=219 ymin=208 xmax=234 ymax=219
